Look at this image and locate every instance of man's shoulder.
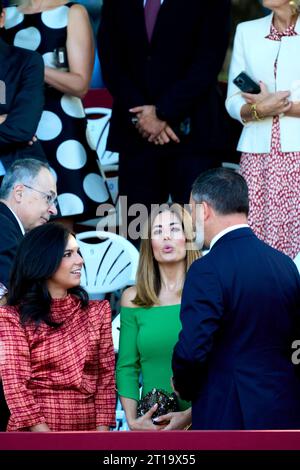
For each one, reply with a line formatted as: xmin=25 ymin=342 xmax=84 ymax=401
xmin=0 ymin=203 xmax=22 ymax=235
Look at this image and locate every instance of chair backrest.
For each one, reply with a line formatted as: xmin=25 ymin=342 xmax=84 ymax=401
xmin=85 ymin=107 xmax=119 ymax=169
xmin=76 ymin=230 xmax=139 ymax=295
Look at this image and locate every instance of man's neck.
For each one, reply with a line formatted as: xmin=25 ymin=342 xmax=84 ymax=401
xmin=207 ymin=214 xmax=248 ymax=247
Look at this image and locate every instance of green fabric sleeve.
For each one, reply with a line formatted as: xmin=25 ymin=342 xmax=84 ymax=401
xmin=116 ymin=307 xmax=141 ymax=401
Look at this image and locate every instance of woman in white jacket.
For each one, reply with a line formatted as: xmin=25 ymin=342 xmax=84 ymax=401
xmin=226 ymin=0 xmax=300 ymax=259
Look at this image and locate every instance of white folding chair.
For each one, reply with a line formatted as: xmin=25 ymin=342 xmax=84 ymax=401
xmin=85 ymin=107 xmax=119 ymax=172
xmin=222 ymin=162 xmax=240 ymax=171
xmin=77 ymin=230 xmax=138 ymax=294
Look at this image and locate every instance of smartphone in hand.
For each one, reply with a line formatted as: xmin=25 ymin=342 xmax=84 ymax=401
xmin=233 ymin=72 xmax=260 ymax=94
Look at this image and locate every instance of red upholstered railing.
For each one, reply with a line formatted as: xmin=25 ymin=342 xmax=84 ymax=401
xmin=83 ymin=88 xmax=113 ymax=109
xmin=1 ymin=430 xmax=300 ymax=450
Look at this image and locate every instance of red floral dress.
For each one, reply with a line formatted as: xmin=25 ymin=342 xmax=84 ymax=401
xmin=240 ymin=23 xmax=300 ymax=259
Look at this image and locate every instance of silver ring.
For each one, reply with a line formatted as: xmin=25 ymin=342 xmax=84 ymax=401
xmin=131 ymin=117 xmax=138 ymax=125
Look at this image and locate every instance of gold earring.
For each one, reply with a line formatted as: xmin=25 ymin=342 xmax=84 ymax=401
xmin=289 ymin=0 xmax=299 ymax=15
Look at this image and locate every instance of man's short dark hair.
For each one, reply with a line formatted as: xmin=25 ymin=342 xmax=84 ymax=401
xmin=0 ymin=159 xmax=51 ymax=200
xmin=191 ymin=167 xmax=249 ymax=216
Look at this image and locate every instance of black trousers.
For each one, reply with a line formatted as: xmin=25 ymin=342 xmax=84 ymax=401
xmin=118 ymin=144 xmax=220 ymax=243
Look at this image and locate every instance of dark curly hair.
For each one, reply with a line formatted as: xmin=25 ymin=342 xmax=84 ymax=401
xmin=8 ymin=222 xmax=88 ymax=326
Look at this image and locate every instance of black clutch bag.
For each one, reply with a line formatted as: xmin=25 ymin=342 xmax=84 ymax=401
xmin=137 ymin=388 xmax=179 ymax=421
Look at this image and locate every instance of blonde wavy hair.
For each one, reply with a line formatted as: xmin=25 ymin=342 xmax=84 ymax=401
xmin=133 ymin=203 xmax=201 ymax=307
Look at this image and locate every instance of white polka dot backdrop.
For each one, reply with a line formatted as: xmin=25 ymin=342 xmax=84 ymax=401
xmin=57 ymin=193 xmax=84 ymax=216
xmin=36 ymin=111 xmax=62 ymax=141
xmin=14 ymin=27 xmax=41 ymax=50
xmin=41 ymin=6 xmax=69 ymax=29
xmin=56 ymin=140 xmax=87 ymax=170
xmin=83 ymin=173 xmax=110 ymax=203
xmin=4 ymin=6 xmax=24 ymax=29
xmin=61 ymin=95 xmax=85 ymax=118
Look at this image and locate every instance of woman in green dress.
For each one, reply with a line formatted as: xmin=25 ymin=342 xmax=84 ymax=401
xmin=116 ymin=203 xmax=201 ymax=430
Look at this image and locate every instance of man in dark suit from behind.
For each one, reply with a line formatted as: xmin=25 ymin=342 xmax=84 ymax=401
xmin=0 ymin=158 xmax=57 ymax=430
xmin=172 ymin=168 xmax=300 ymax=429
xmin=98 ymin=0 xmax=231 ymax=242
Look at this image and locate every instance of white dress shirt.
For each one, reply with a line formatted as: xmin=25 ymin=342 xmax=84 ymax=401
xmin=143 ymin=0 xmax=164 ymax=6
xmin=7 ymin=206 xmax=25 ymax=235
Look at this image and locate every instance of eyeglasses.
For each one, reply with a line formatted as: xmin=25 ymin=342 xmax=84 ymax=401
xmin=23 ymin=184 xmax=58 ymax=207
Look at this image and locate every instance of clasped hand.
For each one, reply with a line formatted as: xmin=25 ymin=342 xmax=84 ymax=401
xmin=129 ymin=105 xmax=180 ymax=145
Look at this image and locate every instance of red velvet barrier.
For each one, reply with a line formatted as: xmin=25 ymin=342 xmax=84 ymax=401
xmin=1 ymin=431 xmax=300 ymax=450
xmin=82 ymin=88 xmax=113 ymax=109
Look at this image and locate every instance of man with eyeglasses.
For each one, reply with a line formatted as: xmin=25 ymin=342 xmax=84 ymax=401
xmin=0 ymin=158 xmax=57 ymax=303
xmin=0 ymin=158 xmax=57 ymax=431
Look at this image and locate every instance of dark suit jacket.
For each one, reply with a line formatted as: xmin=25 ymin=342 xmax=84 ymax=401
xmin=172 ymin=228 xmax=300 ymax=429
xmin=0 ymin=37 xmax=46 ymax=167
xmin=98 ymin=0 xmax=231 ymax=153
xmin=0 ymin=201 xmax=24 ymax=431
xmin=0 ymin=201 xmax=23 ymax=289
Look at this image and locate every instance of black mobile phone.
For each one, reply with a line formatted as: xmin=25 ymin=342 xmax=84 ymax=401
xmin=233 ymin=72 xmax=260 ymax=94
xmin=54 ymin=47 xmax=68 ymax=68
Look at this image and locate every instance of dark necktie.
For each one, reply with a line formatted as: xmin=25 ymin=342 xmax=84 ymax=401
xmin=144 ymin=0 xmax=161 ymax=42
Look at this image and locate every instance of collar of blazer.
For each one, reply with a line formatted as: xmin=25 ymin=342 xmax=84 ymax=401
xmin=0 ymin=201 xmax=24 ymax=236
xmin=210 ymin=227 xmax=254 ymax=251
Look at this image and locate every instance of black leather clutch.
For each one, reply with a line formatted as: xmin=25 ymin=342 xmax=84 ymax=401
xmin=137 ymin=388 xmax=179 ymax=420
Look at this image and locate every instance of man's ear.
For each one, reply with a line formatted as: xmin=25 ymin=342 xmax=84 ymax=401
xmin=201 ymin=201 xmax=211 ymax=221
xmin=12 ymin=184 xmax=24 ymax=203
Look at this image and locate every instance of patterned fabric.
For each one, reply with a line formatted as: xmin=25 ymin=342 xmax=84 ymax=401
xmin=240 ymin=22 xmax=300 ymax=259
xmin=0 ymin=295 xmax=116 ymax=431
xmin=3 ymin=4 xmax=112 ymax=218
xmin=265 ymin=23 xmax=298 ymax=40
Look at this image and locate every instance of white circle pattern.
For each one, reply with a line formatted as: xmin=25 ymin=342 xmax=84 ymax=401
xmin=58 ymin=193 xmax=84 ymax=216
xmin=41 ymin=6 xmax=69 ymax=29
xmin=36 ymin=111 xmax=62 ymax=141
xmin=4 ymin=6 xmax=24 ymax=29
xmin=14 ymin=27 xmax=41 ymax=50
xmin=56 ymin=140 xmax=87 ymax=170
xmin=61 ymin=95 xmax=85 ymax=118
xmin=4 ymin=4 xmax=113 ymax=217
xmin=42 ymin=52 xmax=56 ymax=68
xmin=83 ymin=173 xmax=110 ymax=203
